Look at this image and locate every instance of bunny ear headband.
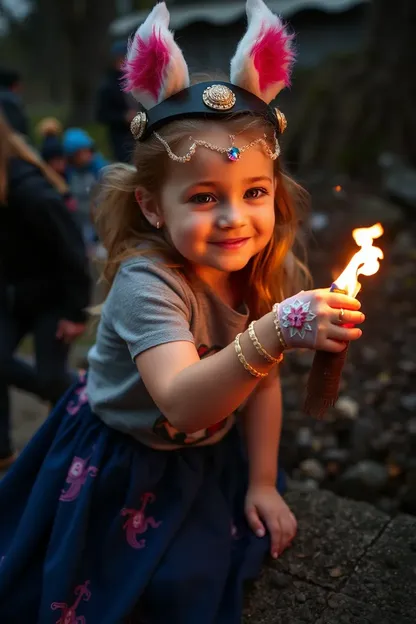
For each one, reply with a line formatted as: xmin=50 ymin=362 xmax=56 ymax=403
xmin=122 ymin=0 xmax=295 ymax=162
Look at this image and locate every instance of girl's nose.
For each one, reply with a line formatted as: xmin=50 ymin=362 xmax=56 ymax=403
xmin=217 ymin=205 xmax=245 ymax=229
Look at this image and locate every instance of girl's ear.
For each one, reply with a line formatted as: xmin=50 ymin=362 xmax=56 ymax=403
xmin=230 ymin=0 xmax=295 ymax=104
xmin=135 ymin=187 xmax=163 ymax=229
xmin=122 ymin=2 xmax=190 ymax=110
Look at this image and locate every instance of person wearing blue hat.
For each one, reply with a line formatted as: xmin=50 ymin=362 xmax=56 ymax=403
xmin=63 ymin=128 xmax=108 ymax=247
xmin=95 ymin=40 xmax=136 ymax=163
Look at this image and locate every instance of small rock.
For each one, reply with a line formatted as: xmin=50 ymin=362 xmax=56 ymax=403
xmin=296 ymin=427 xmax=313 ymax=448
xmin=299 ymin=459 xmax=325 ymax=482
xmin=407 ymin=418 xmax=416 ymax=436
xmin=322 ymin=433 xmax=338 ymax=449
xmin=269 ymin=571 xmax=292 ymax=589
xmin=340 ymin=460 xmax=388 ymax=500
xmin=311 ymin=437 xmax=323 ymax=452
xmin=371 ymin=430 xmax=395 ymax=454
xmin=286 ymin=477 xmax=319 ymax=492
xmin=329 ymin=567 xmax=343 ymax=578
xmin=296 ymin=592 xmax=307 ymax=603
xmin=361 ymin=346 xmax=379 ymax=363
xmin=398 ymin=360 xmax=416 ymax=373
xmin=322 ymin=448 xmax=350 ymax=465
xmin=401 ymin=394 xmax=416 ymax=411
xmin=350 ymin=418 xmax=376 ymax=462
xmin=335 ymin=396 xmax=359 ymax=420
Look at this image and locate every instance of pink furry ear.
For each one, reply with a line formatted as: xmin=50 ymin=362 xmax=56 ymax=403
xmin=230 ymin=0 xmax=295 ymax=104
xmin=122 ymin=2 xmax=190 ymax=109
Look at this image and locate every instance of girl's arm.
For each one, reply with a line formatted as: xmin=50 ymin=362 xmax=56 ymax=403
xmin=135 ymin=291 xmax=363 ymax=434
xmin=241 ymin=369 xmax=297 ymax=558
xmin=136 ymin=311 xmax=279 ymax=434
xmin=241 ymin=366 xmax=282 ymax=488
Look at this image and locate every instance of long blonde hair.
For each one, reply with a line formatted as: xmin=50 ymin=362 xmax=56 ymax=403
xmin=0 ymin=111 xmax=68 ymax=204
xmin=95 ymin=113 xmax=311 ymax=318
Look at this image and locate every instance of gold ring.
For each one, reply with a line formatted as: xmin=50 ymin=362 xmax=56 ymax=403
xmin=338 ymin=308 xmax=345 ymax=323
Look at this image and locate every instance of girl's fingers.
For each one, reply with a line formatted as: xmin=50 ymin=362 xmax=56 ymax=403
xmin=278 ymin=515 xmax=295 ymax=555
xmin=320 ymin=338 xmax=352 ymax=353
xmin=327 ymin=325 xmax=362 ymax=342
xmin=245 ymin=506 xmax=266 ymax=538
xmin=326 ymin=292 xmax=361 ymax=310
xmin=331 ymin=309 xmax=365 ymax=326
xmin=267 ymin=517 xmax=282 ymax=559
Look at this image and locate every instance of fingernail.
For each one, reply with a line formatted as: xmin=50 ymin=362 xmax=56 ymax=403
xmin=360 ymin=313 xmax=365 ymax=321
xmin=256 ymin=528 xmax=265 ymax=538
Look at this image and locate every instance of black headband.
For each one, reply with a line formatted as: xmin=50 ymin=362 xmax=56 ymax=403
xmin=132 ymin=81 xmax=283 ymax=141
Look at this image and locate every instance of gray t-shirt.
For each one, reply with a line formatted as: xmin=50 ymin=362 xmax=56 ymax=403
xmin=86 ymin=254 xmax=249 ymax=449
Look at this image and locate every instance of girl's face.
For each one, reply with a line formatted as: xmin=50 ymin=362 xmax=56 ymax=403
xmin=158 ymin=126 xmax=276 ymax=281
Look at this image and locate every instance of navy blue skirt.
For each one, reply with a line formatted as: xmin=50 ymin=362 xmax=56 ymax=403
xmin=0 ymin=375 xmax=285 ymax=623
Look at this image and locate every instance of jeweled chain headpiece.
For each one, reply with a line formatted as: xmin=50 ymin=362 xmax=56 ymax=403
xmin=122 ymin=0 xmax=295 ymax=161
xmin=153 ymin=132 xmax=280 ymax=163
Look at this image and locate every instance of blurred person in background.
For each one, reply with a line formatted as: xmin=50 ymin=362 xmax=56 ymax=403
xmin=96 ymin=40 xmax=136 ymax=163
xmin=37 ymin=117 xmax=66 ymax=177
xmin=37 ymin=117 xmax=78 ymax=213
xmin=63 ymin=127 xmax=108 ymax=250
xmin=0 ymin=67 xmax=29 ymax=137
xmin=0 ymin=112 xmax=91 ymax=470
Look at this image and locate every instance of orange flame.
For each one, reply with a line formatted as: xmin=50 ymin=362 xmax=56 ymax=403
xmin=333 ymin=223 xmax=384 ymax=297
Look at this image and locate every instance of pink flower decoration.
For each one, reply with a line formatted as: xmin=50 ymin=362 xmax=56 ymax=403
xmin=287 ymin=306 xmax=308 ymax=328
xmin=281 ymin=299 xmax=316 ymax=340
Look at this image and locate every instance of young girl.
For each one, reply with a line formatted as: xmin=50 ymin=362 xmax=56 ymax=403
xmin=0 ymin=1 xmax=365 ymax=622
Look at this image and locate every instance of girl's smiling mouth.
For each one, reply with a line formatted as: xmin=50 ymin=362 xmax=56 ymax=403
xmin=209 ymin=238 xmax=250 ymax=250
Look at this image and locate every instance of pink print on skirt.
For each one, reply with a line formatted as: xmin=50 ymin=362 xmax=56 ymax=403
xmin=121 ymin=493 xmax=162 ymax=549
xmin=51 ymin=580 xmax=91 ymax=623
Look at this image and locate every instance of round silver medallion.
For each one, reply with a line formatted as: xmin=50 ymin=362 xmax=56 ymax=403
xmin=202 ymin=85 xmax=236 ymax=111
xmin=130 ymin=111 xmax=147 ymax=140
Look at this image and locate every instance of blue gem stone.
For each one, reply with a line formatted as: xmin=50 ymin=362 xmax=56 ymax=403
xmin=227 ymin=147 xmax=240 ymax=161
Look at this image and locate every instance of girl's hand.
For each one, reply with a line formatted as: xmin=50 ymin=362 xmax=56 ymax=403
xmin=277 ymin=289 xmax=365 ymax=352
xmin=245 ymin=485 xmax=297 ymax=559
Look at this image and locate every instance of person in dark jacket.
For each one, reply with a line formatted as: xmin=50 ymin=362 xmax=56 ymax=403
xmin=0 ymin=113 xmax=91 ymax=470
xmin=96 ymin=41 xmax=136 ymax=163
xmin=0 ymin=68 xmax=29 ymax=137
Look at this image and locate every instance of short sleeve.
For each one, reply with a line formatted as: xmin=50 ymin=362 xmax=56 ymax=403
xmin=109 ymin=258 xmax=195 ymax=360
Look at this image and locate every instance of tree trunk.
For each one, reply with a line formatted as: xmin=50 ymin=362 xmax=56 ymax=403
xmin=287 ymin=0 xmax=416 ymax=174
xmin=59 ymin=0 xmax=117 ymax=126
xmin=33 ymin=0 xmax=68 ymax=104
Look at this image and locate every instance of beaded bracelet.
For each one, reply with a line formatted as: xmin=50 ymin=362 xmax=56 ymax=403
xmin=272 ymin=303 xmax=288 ymax=351
xmin=234 ymin=333 xmax=268 ymax=379
xmin=248 ymin=321 xmax=284 ymax=364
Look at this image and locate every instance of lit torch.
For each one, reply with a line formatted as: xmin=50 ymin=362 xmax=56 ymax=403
xmin=304 ymin=223 xmax=384 ymax=418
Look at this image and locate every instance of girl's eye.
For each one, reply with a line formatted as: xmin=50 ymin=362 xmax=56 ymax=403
xmin=244 ymin=187 xmax=268 ymax=199
xmin=189 ymin=193 xmax=216 ymax=205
